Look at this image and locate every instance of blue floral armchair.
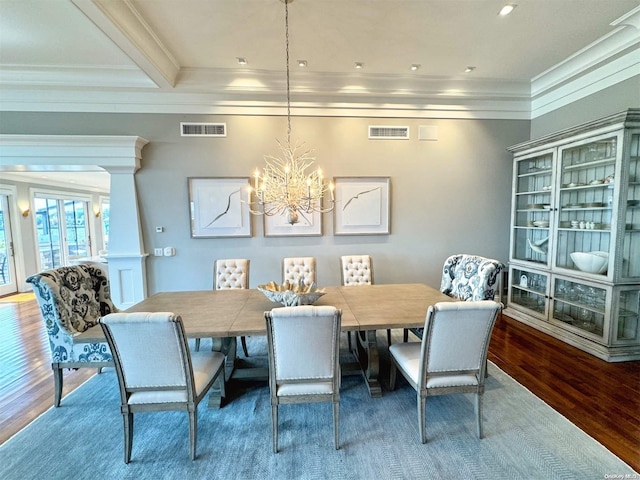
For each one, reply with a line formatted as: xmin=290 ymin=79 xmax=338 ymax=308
xmin=26 ymin=264 xmax=117 ymax=406
xmin=407 ymin=254 xmax=504 ymax=340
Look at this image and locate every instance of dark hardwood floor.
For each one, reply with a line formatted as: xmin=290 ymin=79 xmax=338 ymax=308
xmin=1 ymin=293 xmax=638 ymax=471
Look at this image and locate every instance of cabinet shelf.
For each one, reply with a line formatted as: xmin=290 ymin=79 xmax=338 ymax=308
xmin=553 ymin=296 xmax=605 ymax=315
xmin=560 ymin=183 xmax=613 ymax=191
xmin=561 ymin=206 xmax=611 ymax=211
xmin=563 ymin=157 xmax=616 ymax=170
xmin=558 ymin=227 xmax=610 ymax=232
xmin=516 ymin=190 xmax=552 ymax=196
xmin=518 ymin=168 xmax=552 ymax=177
xmin=512 ymin=284 xmax=546 ymax=296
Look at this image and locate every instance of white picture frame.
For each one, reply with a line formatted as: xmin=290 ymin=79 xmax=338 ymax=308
xmin=263 ymin=201 xmax=322 ymax=237
xmin=333 ymin=176 xmax=390 ymax=235
xmin=188 ymin=177 xmax=252 ymax=238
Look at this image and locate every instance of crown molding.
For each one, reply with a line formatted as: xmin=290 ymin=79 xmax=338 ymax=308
xmin=0 ymin=7 xmax=637 ymax=120
xmin=531 ymin=7 xmax=640 ymax=118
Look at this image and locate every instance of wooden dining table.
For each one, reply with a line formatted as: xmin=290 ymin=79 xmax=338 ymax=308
xmin=77 ymin=283 xmax=452 ymax=406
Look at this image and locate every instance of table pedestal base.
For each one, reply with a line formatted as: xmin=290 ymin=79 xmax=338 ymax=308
xmin=208 ymin=336 xmax=237 ymax=408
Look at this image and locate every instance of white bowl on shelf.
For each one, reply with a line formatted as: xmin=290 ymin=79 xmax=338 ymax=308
xmin=570 ymin=251 xmax=609 ymax=274
xmin=532 ymin=220 xmax=549 ymax=228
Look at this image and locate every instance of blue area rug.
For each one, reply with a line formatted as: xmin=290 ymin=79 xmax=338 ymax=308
xmin=0 ymin=336 xmax=635 ymax=480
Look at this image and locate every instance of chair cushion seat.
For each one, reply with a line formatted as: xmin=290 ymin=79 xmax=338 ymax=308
xmin=426 ymin=375 xmax=478 ymax=388
xmin=390 ymin=342 xmax=479 ymax=389
xmin=277 ymin=381 xmax=334 ymax=396
xmin=128 ymin=351 xmax=225 ymax=405
xmin=389 ymin=342 xmax=421 ymax=384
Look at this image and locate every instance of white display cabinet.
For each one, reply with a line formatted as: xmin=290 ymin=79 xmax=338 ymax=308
xmin=506 ymin=109 xmax=640 ymax=361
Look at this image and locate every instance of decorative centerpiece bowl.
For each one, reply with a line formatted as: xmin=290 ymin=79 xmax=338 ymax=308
xmin=570 ymin=251 xmax=609 ymax=274
xmin=257 ymin=280 xmax=326 ymax=306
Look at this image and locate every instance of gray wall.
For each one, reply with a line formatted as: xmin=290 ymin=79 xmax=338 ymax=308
xmin=1 ymin=112 xmax=529 ymax=292
xmin=531 ymin=75 xmax=640 ymax=138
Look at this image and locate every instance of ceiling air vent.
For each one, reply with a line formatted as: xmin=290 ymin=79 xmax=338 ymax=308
xmin=368 ymin=125 xmax=409 ymax=140
xmin=180 ymin=122 xmax=227 ymax=137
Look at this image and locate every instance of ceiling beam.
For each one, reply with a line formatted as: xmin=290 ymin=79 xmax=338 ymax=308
xmin=71 ymin=0 xmax=179 ymax=89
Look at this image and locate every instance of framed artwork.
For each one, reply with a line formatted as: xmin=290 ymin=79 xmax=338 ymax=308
xmin=333 ymin=176 xmax=390 ymax=235
xmin=264 ymin=202 xmax=322 ymax=237
xmin=188 ymin=177 xmax=252 ymax=238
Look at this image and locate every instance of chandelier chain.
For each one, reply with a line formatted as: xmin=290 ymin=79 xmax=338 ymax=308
xmin=285 ymin=0 xmax=291 ymax=146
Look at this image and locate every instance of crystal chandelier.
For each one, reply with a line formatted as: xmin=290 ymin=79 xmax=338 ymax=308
xmin=247 ymin=0 xmax=334 ymax=225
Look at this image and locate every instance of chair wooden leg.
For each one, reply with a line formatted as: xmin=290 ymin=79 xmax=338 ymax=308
xmin=271 ymin=405 xmax=278 ymax=453
xmin=387 ymin=329 xmax=392 ymax=346
xmin=189 ymin=409 xmax=197 ymax=460
xmin=419 ymin=393 xmax=427 ymax=444
xmin=333 ymin=400 xmax=340 ymax=450
xmin=123 ymin=412 xmax=133 ymax=464
xmin=475 ymin=392 xmax=484 ymax=439
xmin=389 ymin=361 xmax=397 ymax=390
xmin=52 ymin=365 xmax=63 ymax=408
xmin=195 ymin=338 xmax=201 ymax=351
xmin=240 ymin=336 xmax=249 ymax=357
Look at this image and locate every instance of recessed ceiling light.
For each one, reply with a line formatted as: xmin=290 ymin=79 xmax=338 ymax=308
xmin=354 ymin=62 xmax=364 ymax=69
xmin=498 ymin=4 xmax=516 ymax=16
xmin=410 ymin=64 xmax=421 ymax=71
xmin=297 ymin=60 xmax=307 ymax=67
xmin=465 ymin=66 xmax=476 ymax=73
xmin=236 ymin=57 xmax=248 ymax=65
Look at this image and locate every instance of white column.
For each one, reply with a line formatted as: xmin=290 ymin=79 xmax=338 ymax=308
xmin=102 ymin=166 xmax=149 ymax=309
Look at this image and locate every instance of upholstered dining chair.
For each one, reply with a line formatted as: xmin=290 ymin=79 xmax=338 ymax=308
xmin=26 ymin=264 xmax=117 ymax=407
xmin=339 ymin=254 xmax=392 ymax=346
xmin=265 ymin=305 xmax=342 ymax=453
xmin=100 ymin=312 xmax=226 ymax=463
xmin=389 ymin=301 xmax=502 ymax=443
xmin=405 ymin=254 xmax=504 ymax=341
xmin=282 ymin=256 xmax=316 ymax=287
xmin=195 ymin=258 xmax=250 ymax=355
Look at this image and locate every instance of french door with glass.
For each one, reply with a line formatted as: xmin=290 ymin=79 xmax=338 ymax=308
xmin=0 ymin=193 xmax=17 ymax=295
xmin=34 ymin=193 xmax=91 ymax=271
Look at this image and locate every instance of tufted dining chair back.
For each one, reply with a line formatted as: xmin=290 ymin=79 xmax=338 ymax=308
xmin=282 ymin=257 xmax=316 ymax=287
xmin=214 ymin=258 xmax=249 ymax=290
xmin=340 ymin=255 xmax=373 ymax=286
xmin=26 ymin=264 xmax=117 ymax=406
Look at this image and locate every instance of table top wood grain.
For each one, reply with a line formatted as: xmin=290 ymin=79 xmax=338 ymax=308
xmin=76 ymin=283 xmax=452 ymax=342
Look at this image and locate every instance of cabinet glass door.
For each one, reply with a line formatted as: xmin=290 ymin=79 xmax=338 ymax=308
xmin=511 ymin=151 xmax=554 ymax=266
xmin=613 ymin=288 xmax=640 ymax=345
xmin=508 ymin=266 xmax=549 ymax=318
xmin=551 ymin=276 xmax=607 ymax=342
xmin=621 ymin=132 xmax=640 ymax=281
xmin=555 ymin=134 xmax=618 ymax=279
